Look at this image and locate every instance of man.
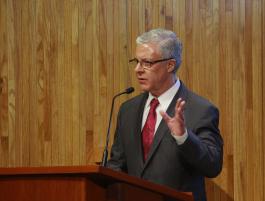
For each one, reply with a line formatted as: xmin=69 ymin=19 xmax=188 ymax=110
xmin=107 ymin=28 xmax=223 ymax=201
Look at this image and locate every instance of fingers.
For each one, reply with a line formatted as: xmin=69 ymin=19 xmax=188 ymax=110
xmin=160 ymin=110 xmax=171 ymax=123
xmin=175 ymin=98 xmax=185 ymax=113
xmin=160 ymin=98 xmax=185 ymax=123
xmin=175 ymin=98 xmax=185 ymax=121
xmin=160 ymin=98 xmax=186 ymax=136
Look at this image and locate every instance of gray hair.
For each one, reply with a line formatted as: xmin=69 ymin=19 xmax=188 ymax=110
xmin=136 ymin=28 xmax=182 ymax=72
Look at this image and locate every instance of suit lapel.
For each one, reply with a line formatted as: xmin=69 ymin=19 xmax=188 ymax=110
xmin=142 ymin=83 xmax=188 ymax=171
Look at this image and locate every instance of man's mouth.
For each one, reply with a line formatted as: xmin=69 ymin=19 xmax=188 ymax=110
xmin=138 ymin=78 xmax=147 ymax=84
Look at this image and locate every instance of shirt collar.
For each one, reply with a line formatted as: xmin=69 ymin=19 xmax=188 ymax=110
xmin=145 ymin=79 xmax=181 ymax=108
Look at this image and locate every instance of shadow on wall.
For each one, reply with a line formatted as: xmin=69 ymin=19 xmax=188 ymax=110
xmin=206 ymin=179 xmax=233 ymax=201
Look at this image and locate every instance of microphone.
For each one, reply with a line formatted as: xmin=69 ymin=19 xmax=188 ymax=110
xmin=101 ymin=87 xmax=135 ymax=167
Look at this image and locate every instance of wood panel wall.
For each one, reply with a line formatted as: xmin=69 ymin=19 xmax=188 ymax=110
xmin=0 ymin=0 xmax=264 ymax=200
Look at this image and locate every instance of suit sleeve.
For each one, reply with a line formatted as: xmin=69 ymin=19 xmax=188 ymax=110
xmin=106 ymin=108 xmax=127 ymax=172
xmin=178 ymin=105 xmax=223 ymax=178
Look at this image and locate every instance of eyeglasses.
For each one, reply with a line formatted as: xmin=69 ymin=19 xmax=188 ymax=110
xmin=129 ymin=57 xmax=173 ymax=69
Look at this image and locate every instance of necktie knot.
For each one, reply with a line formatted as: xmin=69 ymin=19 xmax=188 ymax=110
xmin=150 ymin=98 xmax=159 ymax=112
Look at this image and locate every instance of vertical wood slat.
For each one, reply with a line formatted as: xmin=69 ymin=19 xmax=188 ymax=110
xmin=263 ymin=0 xmax=265 ymax=199
xmin=252 ymin=1 xmax=264 ymax=200
xmin=0 ymin=0 xmax=8 ymax=167
xmin=93 ymin=0 xmax=107 ymax=161
xmin=232 ymin=0 xmax=246 ymax=200
xmin=7 ymin=0 xmax=21 ymax=167
xmin=0 ymin=0 xmax=264 ymax=200
xmin=50 ymin=0 xmax=60 ymax=166
xmin=71 ymin=0 xmax=80 ymax=165
xmin=64 ymin=0 xmax=73 ymax=165
xmin=78 ymin=0 xmax=93 ymax=165
xmin=28 ymin=0 xmax=38 ymax=166
xmin=56 ymin=0 xmax=65 ymax=165
xmin=20 ymin=0 xmax=30 ymax=166
xmin=245 ymin=0 xmax=254 ymax=200
xmin=105 ymin=0 xmax=114 ymax=148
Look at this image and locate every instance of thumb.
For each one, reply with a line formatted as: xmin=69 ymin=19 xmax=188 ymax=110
xmin=160 ymin=110 xmax=171 ymax=123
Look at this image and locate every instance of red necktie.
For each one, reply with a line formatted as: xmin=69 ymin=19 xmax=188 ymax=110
xmin=142 ymin=98 xmax=159 ymax=161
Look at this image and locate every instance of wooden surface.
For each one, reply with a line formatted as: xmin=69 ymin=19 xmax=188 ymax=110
xmin=0 ymin=165 xmax=193 ymax=201
xmin=0 ymin=177 xmax=88 ymax=201
xmin=0 ymin=0 xmax=264 ymax=200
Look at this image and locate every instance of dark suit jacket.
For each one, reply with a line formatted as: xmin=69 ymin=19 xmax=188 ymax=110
xmin=107 ymin=82 xmax=223 ymax=201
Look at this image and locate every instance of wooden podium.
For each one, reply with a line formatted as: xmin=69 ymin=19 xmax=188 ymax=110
xmin=0 ymin=165 xmax=193 ymax=201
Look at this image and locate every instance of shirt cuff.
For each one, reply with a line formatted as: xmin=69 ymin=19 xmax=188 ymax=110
xmin=172 ymin=128 xmax=188 ymax=145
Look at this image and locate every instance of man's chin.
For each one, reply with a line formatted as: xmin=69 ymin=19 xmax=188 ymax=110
xmin=138 ymin=85 xmax=150 ymax=92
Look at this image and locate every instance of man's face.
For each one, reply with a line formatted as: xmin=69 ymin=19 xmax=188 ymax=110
xmin=134 ymin=43 xmax=174 ymax=97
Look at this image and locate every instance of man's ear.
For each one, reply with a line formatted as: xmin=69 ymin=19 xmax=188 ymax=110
xmin=167 ymin=60 xmax=176 ymax=73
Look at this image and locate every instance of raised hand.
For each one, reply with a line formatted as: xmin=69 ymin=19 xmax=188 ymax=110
xmin=160 ymin=98 xmax=186 ymax=136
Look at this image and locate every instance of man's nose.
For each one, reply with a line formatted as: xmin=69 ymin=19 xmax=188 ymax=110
xmin=135 ymin=62 xmax=144 ymax=73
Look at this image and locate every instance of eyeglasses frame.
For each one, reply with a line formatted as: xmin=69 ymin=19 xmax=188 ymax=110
xmin=129 ymin=57 xmax=174 ymax=69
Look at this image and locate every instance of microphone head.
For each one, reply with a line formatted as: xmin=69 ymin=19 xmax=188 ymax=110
xmin=125 ymin=87 xmax=135 ymax=94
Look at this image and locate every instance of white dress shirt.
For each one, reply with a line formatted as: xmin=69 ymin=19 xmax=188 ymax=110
xmin=141 ymin=79 xmax=188 ymax=145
